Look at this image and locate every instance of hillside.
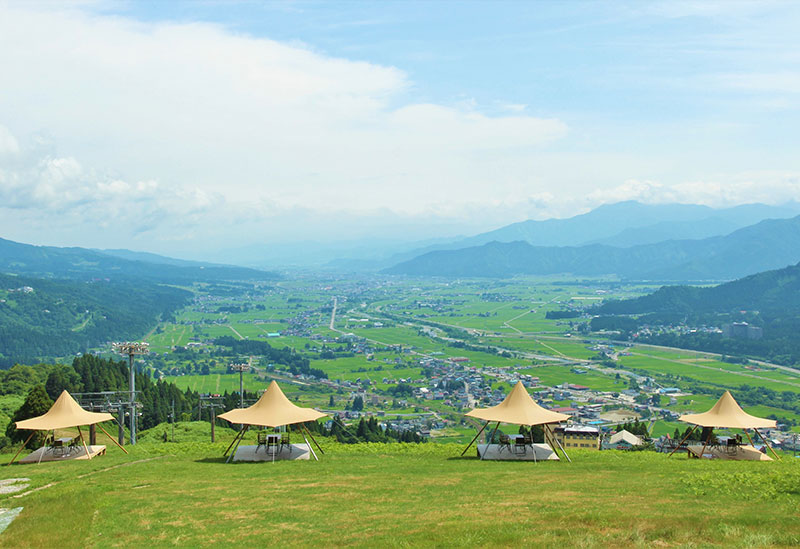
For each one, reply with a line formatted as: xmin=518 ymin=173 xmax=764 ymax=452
xmin=95 ymin=248 xmax=221 ymax=268
xmin=0 ymin=273 xmax=191 ymax=366
xmin=1 ymin=443 xmax=798 ymax=547
xmin=597 ymin=262 xmax=800 ymax=316
xmin=384 ymin=216 xmax=800 ymax=281
xmin=0 ymin=237 xmax=277 ymax=283
xmin=593 ymin=262 xmax=800 ymax=365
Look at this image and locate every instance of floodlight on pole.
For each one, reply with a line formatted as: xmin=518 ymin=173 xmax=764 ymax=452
xmin=113 ymin=341 xmax=149 ymax=445
xmin=230 ymin=359 xmax=251 ymax=408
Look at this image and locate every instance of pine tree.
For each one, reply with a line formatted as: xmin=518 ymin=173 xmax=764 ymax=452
xmin=6 ymin=384 xmax=54 ymax=448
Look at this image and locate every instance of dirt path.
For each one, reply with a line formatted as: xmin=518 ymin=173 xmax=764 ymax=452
xmin=10 ymin=456 xmax=169 ymax=500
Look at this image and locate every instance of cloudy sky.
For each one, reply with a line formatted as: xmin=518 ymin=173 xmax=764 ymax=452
xmin=1 ymin=1 xmax=799 ymax=258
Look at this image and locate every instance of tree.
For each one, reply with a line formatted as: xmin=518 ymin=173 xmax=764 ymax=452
xmin=6 ymin=385 xmax=54 ymax=448
xmin=45 ymin=365 xmax=82 ymax=400
xmin=351 ymin=396 xmax=364 ymax=411
xmin=328 ymin=395 xmax=335 ymax=407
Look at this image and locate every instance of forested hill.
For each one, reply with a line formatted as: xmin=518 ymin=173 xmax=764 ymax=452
xmin=596 ymin=262 xmax=800 ymax=315
xmin=592 ymin=262 xmax=800 ymax=366
xmin=383 ymin=215 xmax=800 ymax=281
xmin=0 ymin=273 xmax=191 ymax=367
xmin=0 ymin=237 xmax=277 ymax=283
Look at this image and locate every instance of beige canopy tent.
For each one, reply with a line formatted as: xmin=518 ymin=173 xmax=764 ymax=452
xmin=462 ymin=381 xmax=572 ymax=461
xmin=670 ymin=391 xmax=779 ymax=460
xmin=9 ymin=390 xmax=128 ymax=464
xmin=219 ymin=381 xmax=327 ymax=461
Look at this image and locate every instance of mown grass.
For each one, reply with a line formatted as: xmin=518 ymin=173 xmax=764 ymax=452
xmin=2 ymin=443 xmax=800 ymax=547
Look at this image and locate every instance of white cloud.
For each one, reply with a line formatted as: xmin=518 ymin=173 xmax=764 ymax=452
xmin=0 ymin=125 xmax=19 ymax=156
xmin=0 ymin=4 xmax=567 ymax=221
xmin=1 ymin=3 xmax=799 ymax=257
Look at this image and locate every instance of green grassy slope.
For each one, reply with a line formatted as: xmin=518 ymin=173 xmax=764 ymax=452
xmin=2 ymin=442 xmax=799 ymax=547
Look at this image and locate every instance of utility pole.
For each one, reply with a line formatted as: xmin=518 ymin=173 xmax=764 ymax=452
xmin=113 ymin=342 xmax=149 ymax=445
xmin=230 ymin=359 xmax=251 ymax=408
xmin=199 ymin=394 xmax=224 ymax=442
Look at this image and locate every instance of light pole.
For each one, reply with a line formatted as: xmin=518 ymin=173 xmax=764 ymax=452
xmin=113 ymin=342 xmax=149 ymax=445
xmin=230 ymin=360 xmax=250 ymax=408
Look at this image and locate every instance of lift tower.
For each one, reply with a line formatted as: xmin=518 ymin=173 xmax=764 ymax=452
xmin=230 ymin=359 xmax=251 ymax=408
xmin=113 ymin=342 xmax=149 ymax=445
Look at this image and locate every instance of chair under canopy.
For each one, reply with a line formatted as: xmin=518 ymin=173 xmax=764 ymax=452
xmin=9 ymin=390 xmax=126 ymax=464
xmin=219 ymin=381 xmax=327 ymax=461
xmin=461 ymin=381 xmax=571 ymax=461
xmin=671 ymin=391 xmax=778 ymax=460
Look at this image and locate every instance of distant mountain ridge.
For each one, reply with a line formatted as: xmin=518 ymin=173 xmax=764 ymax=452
xmin=402 ymin=201 xmax=800 ymax=254
xmin=597 ymin=261 xmax=800 ymax=315
xmin=384 ymin=215 xmax=800 ymax=281
xmin=95 ymin=248 xmax=222 ymax=268
xmin=591 ymin=261 xmax=800 ymax=367
xmin=345 ymin=201 xmax=799 ymax=272
xmin=0 ymin=237 xmax=277 ymax=283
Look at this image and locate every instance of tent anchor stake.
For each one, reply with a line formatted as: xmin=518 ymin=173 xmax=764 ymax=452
xmin=97 ymin=424 xmax=128 ymax=454
xmin=38 ymin=431 xmax=53 ymax=465
xmin=224 ymin=425 xmax=248 ymax=457
xmin=8 ymin=431 xmax=35 ymax=465
xmin=481 ymin=422 xmax=501 ymax=461
xmin=753 ymin=427 xmax=781 ymax=460
xmin=697 ymin=428 xmax=712 ymax=460
xmin=301 ymin=429 xmax=318 ymax=461
xmin=77 ymin=425 xmax=92 ymax=460
xmin=550 ymin=427 xmax=571 ymax=463
xmin=668 ymin=425 xmax=697 ymax=457
xmin=302 ymin=423 xmax=324 ymax=454
xmin=460 ymin=421 xmax=489 ymax=457
xmin=226 ymin=425 xmax=249 ymax=463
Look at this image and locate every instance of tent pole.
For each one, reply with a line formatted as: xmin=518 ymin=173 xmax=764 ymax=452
xmin=460 ymin=420 xmax=489 ymax=457
xmin=668 ymin=425 xmax=697 ymax=457
xmin=38 ymin=431 xmax=52 ymax=465
xmin=753 ymin=427 xmax=781 ymax=460
xmin=530 ymin=425 xmax=537 ymax=464
xmin=301 ymin=429 xmax=318 ymax=461
xmin=743 ymin=428 xmax=756 ymax=447
xmin=97 ymin=424 xmax=129 ymax=454
xmin=224 ymin=424 xmax=247 ymax=457
xmin=481 ymin=422 xmax=501 ymax=461
xmin=301 ymin=423 xmax=325 ymax=455
xmin=8 ymin=431 xmax=35 ymax=465
xmin=226 ymin=425 xmax=249 ymax=463
xmin=550 ymin=427 xmax=571 ymax=463
xmin=697 ymin=428 xmax=712 ymax=460
xmin=77 ymin=425 xmax=92 ymax=460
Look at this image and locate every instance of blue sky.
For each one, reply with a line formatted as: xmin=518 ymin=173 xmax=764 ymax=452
xmin=0 ymin=1 xmax=798 ymax=257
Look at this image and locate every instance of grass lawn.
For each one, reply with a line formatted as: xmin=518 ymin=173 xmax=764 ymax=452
xmin=3 ymin=443 xmax=800 ymax=547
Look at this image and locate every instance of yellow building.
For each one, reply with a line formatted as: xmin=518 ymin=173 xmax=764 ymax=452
xmin=553 ymin=425 xmax=601 ymax=450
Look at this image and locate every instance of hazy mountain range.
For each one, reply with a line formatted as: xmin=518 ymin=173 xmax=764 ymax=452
xmin=0 ymin=237 xmax=276 ymax=283
xmin=384 ymin=215 xmax=800 ymax=281
xmin=3 ymin=200 xmax=800 ymax=281
xmin=324 ymin=201 xmax=800 ymax=272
